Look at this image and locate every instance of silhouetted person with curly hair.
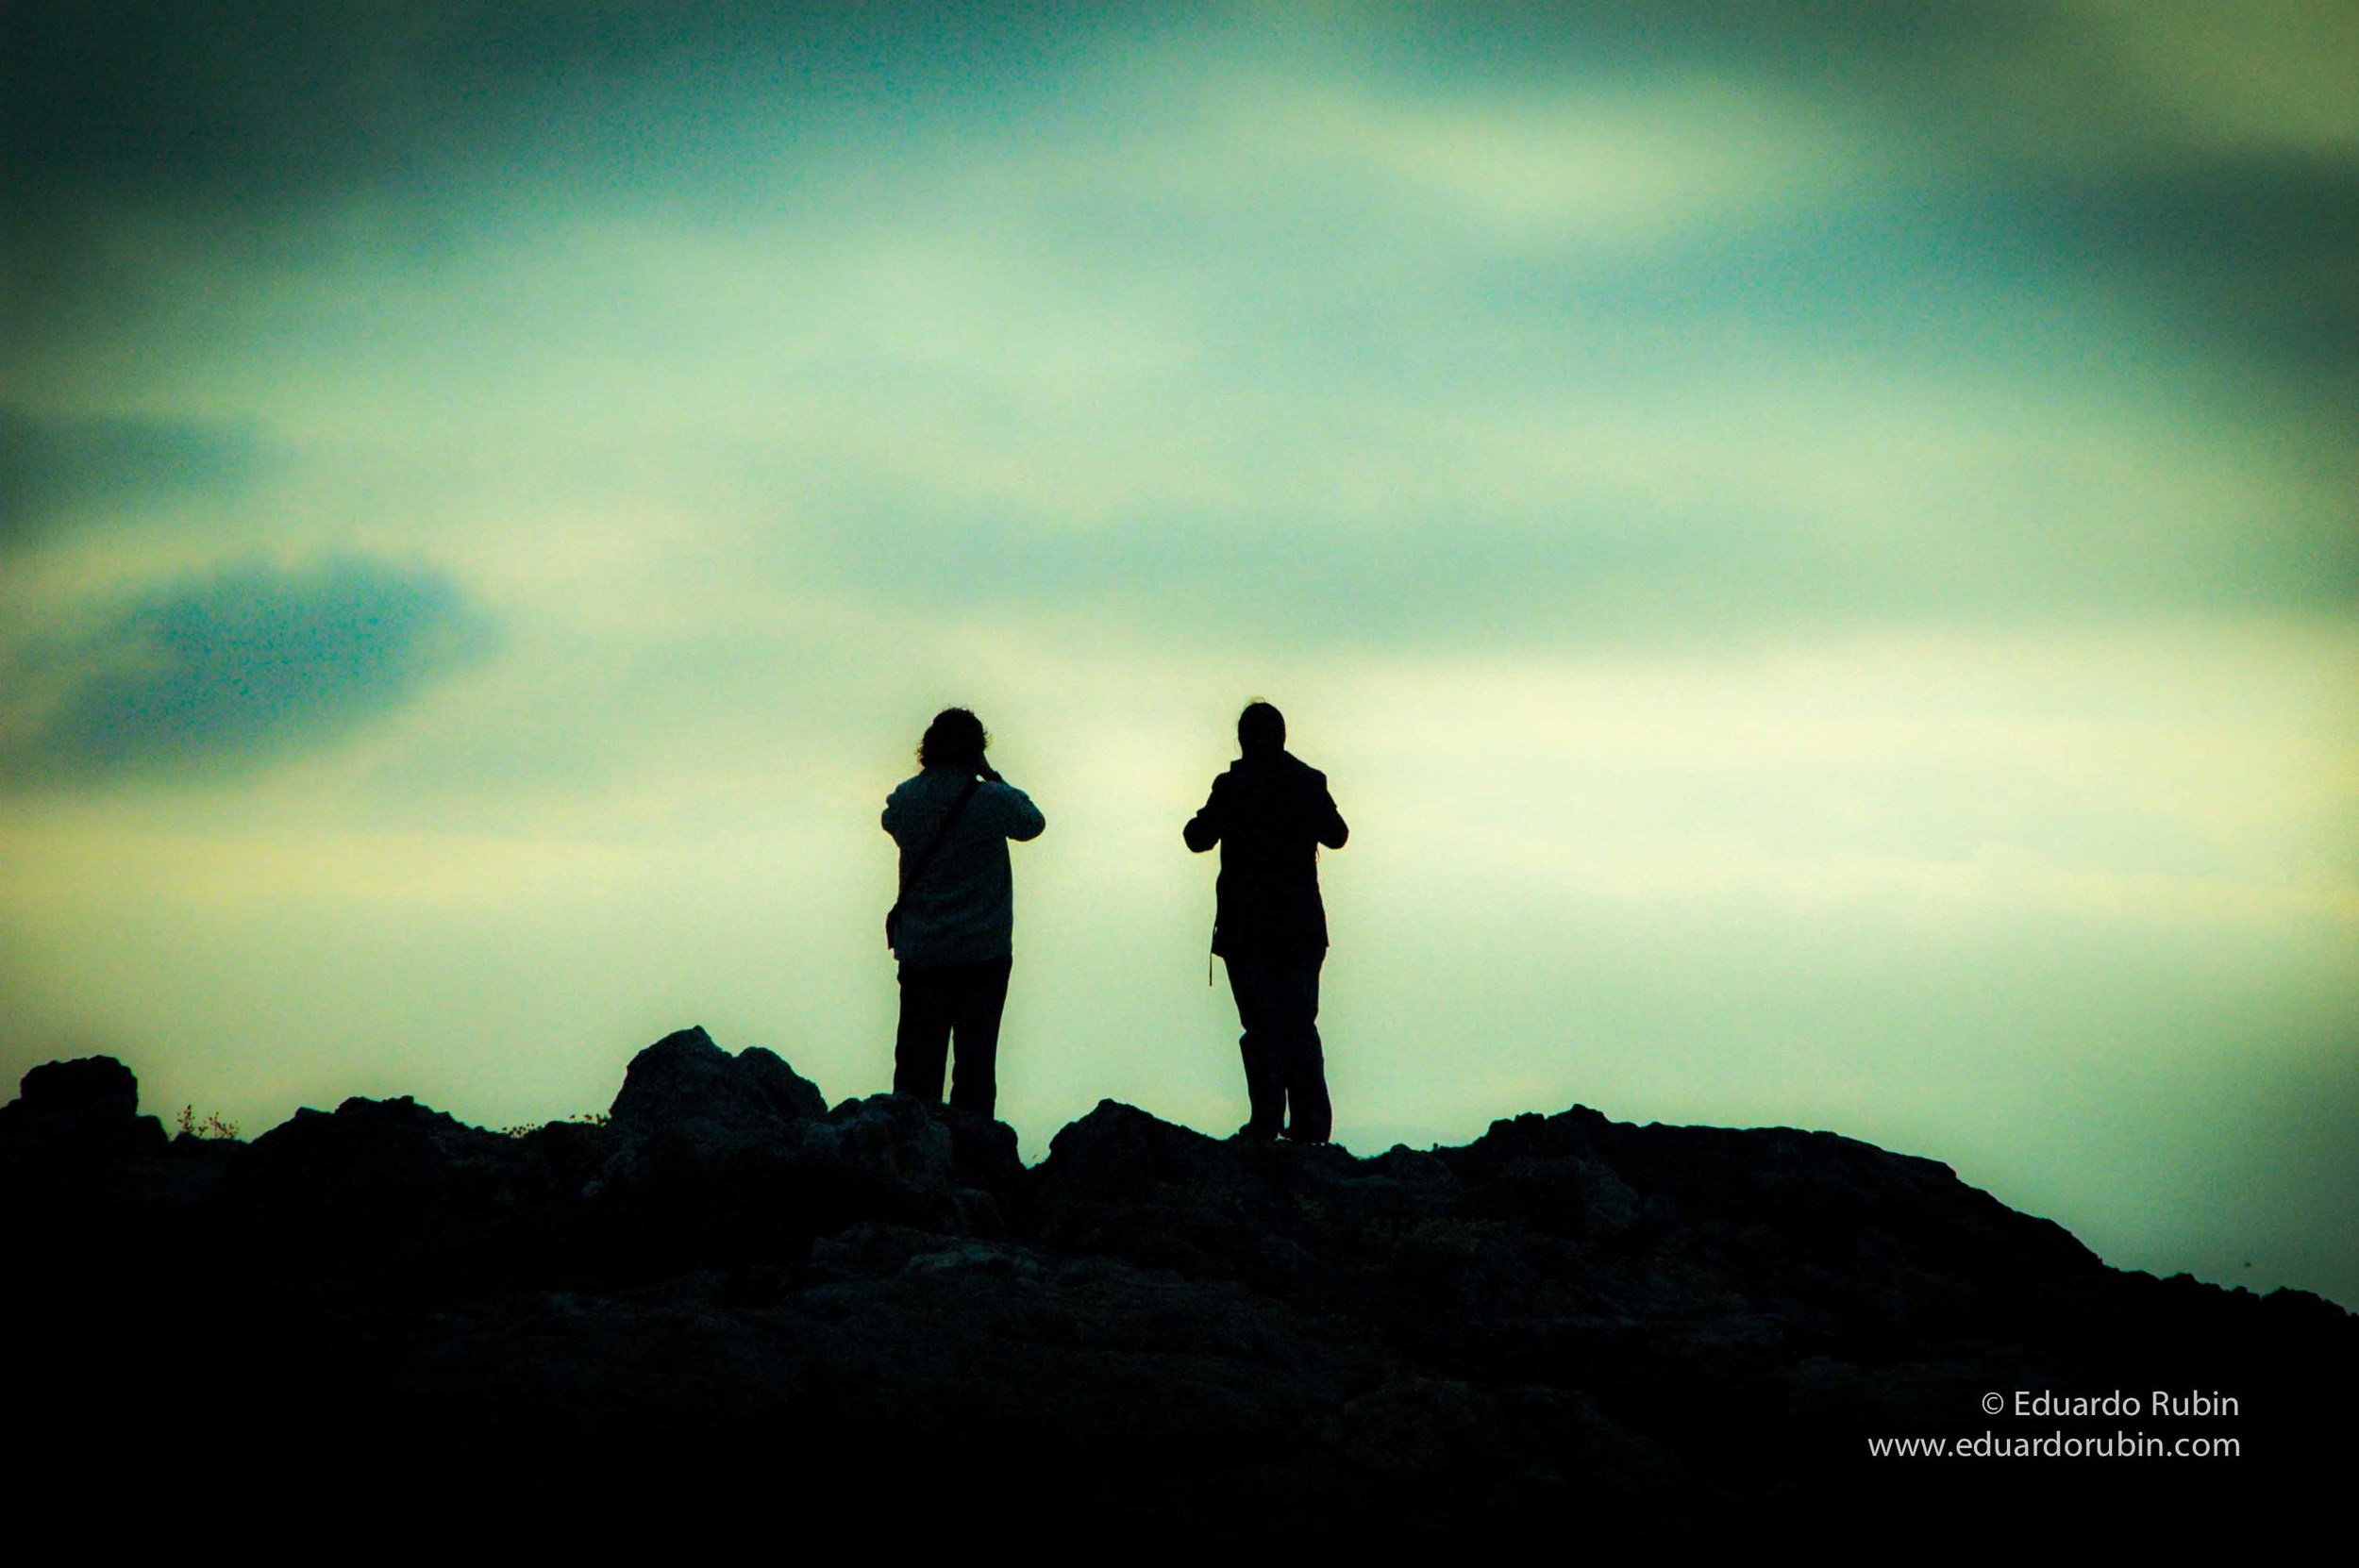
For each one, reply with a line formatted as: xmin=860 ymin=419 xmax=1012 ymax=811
xmin=1184 ymin=700 xmax=1347 ymax=1143
xmin=883 ymin=708 xmax=1044 ymax=1119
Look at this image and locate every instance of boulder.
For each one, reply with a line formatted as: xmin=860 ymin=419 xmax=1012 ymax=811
xmin=0 ymin=1056 xmax=168 ymax=1167
xmin=596 ymin=1030 xmax=1016 ymax=1254
xmin=1031 ymin=1101 xmax=1468 ymax=1318
xmin=772 ymin=1093 xmax=1018 ymax=1233
xmin=227 ymin=1094 xmax=550 ymax=1257
xmin=608 ymin=1026 xmax=825 ymax=1134
xmin=806 ymin=1093 xmax=957 ymax=1197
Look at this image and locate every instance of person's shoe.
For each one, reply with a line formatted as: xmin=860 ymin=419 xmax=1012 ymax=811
xmin=1231 ymin=1122 xmax=1280 ymax=1142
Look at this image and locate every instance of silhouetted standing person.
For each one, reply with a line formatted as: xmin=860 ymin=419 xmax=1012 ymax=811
xmin=884 ymin=708 xmax=1045 ymax=1119
xmin=1184 ymin=701 xmax=1347 ymax=1143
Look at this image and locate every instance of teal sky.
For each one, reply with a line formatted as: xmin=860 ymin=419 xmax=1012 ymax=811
xmin=5 ymin=3 xmax=2355 ymax=1305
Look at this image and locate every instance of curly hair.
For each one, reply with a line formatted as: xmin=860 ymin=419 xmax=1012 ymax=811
xmin=918 ymin=707 xmax=989 ymax=770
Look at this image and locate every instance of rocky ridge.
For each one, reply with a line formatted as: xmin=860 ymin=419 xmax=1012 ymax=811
xmin=3 ymin=1027 xmax=2345 ymax=1541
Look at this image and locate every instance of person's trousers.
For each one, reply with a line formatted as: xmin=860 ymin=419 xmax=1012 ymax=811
xmin=894 ymin=957 xmax=1012 ymax=1118
xmin=1224 ymin=947 xmax=1330 ymax=1143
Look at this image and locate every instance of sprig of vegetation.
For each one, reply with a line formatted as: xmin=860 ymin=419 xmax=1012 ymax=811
xmin=175 ymin=1104 xmax=242 ymax=1141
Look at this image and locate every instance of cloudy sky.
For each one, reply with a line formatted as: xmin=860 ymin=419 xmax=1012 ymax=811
xmin=5 ymin=2 xmax=2354 ymax=1304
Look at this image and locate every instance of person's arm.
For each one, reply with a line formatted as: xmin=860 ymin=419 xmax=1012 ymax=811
xmin=1314 ymin=777 xmax=1347 ymax=850
xmin=990 ymin=779 xmax=1046 ymax=842
xmin=1182 ymin=776 xmax=1225 ymax=853
xmin=881 ymin=784 xmax=907 ymax=841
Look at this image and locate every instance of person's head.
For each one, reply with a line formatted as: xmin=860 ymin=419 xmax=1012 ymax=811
xmin=918 ymin=707 xmax=989 ymax=772
xmin=1237 ymin=700 xmax=1285 ymax=758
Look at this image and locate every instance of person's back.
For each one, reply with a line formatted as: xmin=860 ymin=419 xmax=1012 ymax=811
xmin=883 ymin=765 xmax=1044 ymax=967
xmin=882 ymin=708 xmax=1044 ymax=1118
xmin=1185 ymin=748 xmax=1346 ymax=958
xmin=1184 ymin=701 xmax=1347 ymax=1143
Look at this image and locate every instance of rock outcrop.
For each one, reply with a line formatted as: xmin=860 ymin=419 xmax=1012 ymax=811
xmin=0 ymin=1055 xmax=165 ymax=1168
xmin=1 ymin=1033 xmax=2347 ymax=1543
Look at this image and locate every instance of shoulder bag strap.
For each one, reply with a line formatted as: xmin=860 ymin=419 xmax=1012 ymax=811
xmin=897 ymin=776 xmax=985 ymax=900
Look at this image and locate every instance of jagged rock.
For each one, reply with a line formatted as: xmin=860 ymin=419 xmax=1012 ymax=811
xmin=1032 ymin=1099 xmax=1480 ymax=1324
xmin=519 ymin=1118 xmax=611 ymax=1197
xmin=0 ymin=1055 xmax=212 ymax=1218
xmin=1444 ymin=1111 xmax=1650 ymax=1242
xmin=1039 ymin=1098 xmax=1243 ymax=1196
xmin=936 ymin=1101 xmax=1024 ymax=1194
xmin=805 ymin=1092 xmax=956 ymax=1194
xmin=594 ymin=1032 xmax=1023 ymax=1259
xmin=608 ymin=1026 xmax=825 ymax=1134
xmin=227 ymin=1094 xmax=549 ymax=1254
xmin=2 ymin=1043 xmax=2350 ymax=1543
xmin=595 ymin=1028 xmax=851 ymax=1256
xmin=1450 ymin=1106 xmax=2099 ymax=1279
xmin=10 ymin=1056 xmax=140 ymax=1119
xmin=0 ymin=1055 xmax=168 ymax=1165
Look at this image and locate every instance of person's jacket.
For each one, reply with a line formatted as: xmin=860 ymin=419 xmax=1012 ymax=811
xmin=883 ymin=767 xmax=1046 ymax=966
xmin=1183 ymin=749 xmax=1347 ymax=957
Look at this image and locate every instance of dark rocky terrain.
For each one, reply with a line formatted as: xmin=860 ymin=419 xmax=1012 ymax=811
xmin=4 ymin=1029 xmax=2346 ymax=1542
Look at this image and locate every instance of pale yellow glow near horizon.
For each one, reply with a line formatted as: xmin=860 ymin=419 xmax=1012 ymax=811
xmin=8 ymin=618 xmax=2350 ymax=1149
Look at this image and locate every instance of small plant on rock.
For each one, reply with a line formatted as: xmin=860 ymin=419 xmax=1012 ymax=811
xmin=175 ymin=1104 xmax=243 ymax=1141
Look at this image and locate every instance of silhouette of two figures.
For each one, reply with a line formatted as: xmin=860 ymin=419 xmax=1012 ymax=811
xmin=885 ymin=700 xmax=1347 ymax=1143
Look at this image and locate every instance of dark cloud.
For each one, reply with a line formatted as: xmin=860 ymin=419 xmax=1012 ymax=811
xmin=1 ymin=1 xmax=1112 ymax=364
xmin=7 ymin=2 xmax=2355 ymax=396
xmin=1 ymin=556 xmax=494 ymax=782
xmin=0 ymin=1 xmax=1098 ymax=214
xmin=1403 ymin=6 xmax=2359 ymax=391
xmin=2016 ymin=157 xmax=2359 ymax=380
xmin=11 ymin=2 xmax=2341 ymax=214
xmin=0 ymin=405 xmax=269 ymax=551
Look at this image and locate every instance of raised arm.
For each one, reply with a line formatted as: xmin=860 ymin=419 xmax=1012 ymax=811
xmin=1182 ymin=776 xmax=1225 ymax=853
xmin=992 ymin=780 xmax=1046 ymax=842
